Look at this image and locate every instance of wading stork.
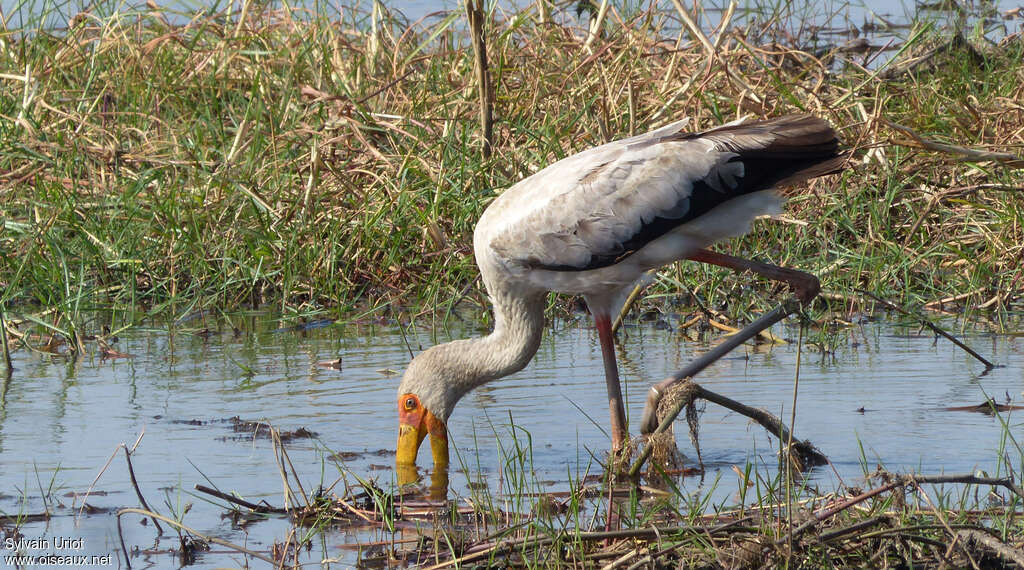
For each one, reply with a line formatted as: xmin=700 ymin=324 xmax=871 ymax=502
xmin=396 ymin=115 xmax=844 ymax=473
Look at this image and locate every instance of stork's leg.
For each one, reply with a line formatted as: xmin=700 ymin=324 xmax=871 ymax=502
xmin=594 ymin=313 xmax=628 ymax=452
xmin=638 ymin=250 xmax=818 ymax=435
xmin=686 ymin=249 xmax=820 ymax=303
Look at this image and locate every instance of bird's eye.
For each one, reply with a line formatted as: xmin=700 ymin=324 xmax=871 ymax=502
xmin=404 ymin=397 xmax=417 ymax=410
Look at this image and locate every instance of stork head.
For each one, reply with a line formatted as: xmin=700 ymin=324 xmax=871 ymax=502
xmin=396 ymin=347 xmax=455 ymax=476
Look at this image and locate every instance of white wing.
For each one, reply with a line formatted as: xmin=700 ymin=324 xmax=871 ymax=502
xmin=476 ymin=115 xmax=840 ymax=281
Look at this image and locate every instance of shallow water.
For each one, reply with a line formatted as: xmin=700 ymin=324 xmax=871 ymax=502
xmin=0 ymin=310 xmax=1021 ymax=567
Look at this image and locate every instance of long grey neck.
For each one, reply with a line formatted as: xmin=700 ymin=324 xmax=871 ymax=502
xmin=430 ymin=288 xmax=546 ymax=405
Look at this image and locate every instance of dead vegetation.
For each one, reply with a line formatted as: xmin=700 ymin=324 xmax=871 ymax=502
xmin=104 ymin=428 xmax=1024 ymax=568
xmin=0 ymin=1 xmax=1022 ymax=329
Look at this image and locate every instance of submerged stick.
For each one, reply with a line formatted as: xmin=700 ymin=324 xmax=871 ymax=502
xmin=123 ymin=444 xmax=163 ymax=534
xmin=195 ymin=484 xmax=284 ymax=513
xmin=117 ymin=507 xmax=276 ymax=566
xmin=856 ymin=289 xmax=995 ymax=369
xmin=0 ymin=512 xmax=49 ymax=523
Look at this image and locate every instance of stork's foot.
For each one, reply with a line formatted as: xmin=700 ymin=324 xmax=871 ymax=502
xmin=791 ymin=272 xmax=821 ymax=305
xmin=607 ymin=437 xmax=636 ymax=475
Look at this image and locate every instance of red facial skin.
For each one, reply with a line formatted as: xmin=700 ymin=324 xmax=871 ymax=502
xmin=396 ymin=394 xmax=448 ymax=470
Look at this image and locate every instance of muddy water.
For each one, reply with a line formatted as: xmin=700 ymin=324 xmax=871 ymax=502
xmin=0 ymin=312 xmax=1021 ymax=568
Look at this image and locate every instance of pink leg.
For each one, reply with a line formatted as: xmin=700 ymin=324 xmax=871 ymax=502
xmin=686 ymin=249 xmax=820 ymax=303
xmin=594 ymin=313 xmax=628 ymax=452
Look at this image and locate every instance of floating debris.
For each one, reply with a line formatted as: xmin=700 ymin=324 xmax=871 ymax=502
xmin=315 ymin=357 xmax=343 ymax=370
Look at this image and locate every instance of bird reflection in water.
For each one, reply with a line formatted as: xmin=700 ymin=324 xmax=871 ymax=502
xmin=397 ymin=463 xmax=449 ymax=500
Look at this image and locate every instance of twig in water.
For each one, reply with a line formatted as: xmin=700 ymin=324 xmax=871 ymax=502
xmin=397 ymin=314 xmax=415 ymax=360
xmin=123 ymin=430 xmax=163 ymax=534
xmin=272 ymin=427 xmax=309 ymax=510
xmin=855 ymin=289 xmax=995 ymax=369
xmin=0 ymin=512 xmax=49 ymax=523
xmin=194 ymin=484 xmax=286 ymax=513
xmin=117 ymin=507 xmax=275 ymax=567
xmin=648 ymin=379 xmax=828 ymax=475
xmin=78 ymin=442 xmax=125 ymax=520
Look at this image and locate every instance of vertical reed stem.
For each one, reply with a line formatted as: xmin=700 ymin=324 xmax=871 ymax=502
xmin=535 ymin=0 xmax=548 ymax=24
xmin=0 ymin=309 xmax=12 ymax=375
xmin=583 ymin=0 xmax=609 ymax=52
xmin=785 ymin=323 xmax=804 ymax=562
xmin=465 ymin=0 xmax=493 ymax=160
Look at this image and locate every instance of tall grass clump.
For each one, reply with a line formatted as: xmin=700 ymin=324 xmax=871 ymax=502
xmin=0 ymin=0 xmax=1021 ymax=333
